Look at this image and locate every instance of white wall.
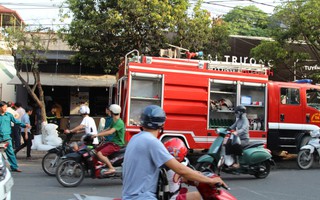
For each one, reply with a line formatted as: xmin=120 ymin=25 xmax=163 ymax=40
xmin=0 ymin=55 xmax=16 ymax=102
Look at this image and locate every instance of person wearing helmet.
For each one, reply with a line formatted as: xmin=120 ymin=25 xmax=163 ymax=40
xmin=64 ymin=104 xmax=98 ymax=144
xmin=92 ymin=104 xmax=125 ymax=176
xmin=228 ymin=104 xmax=250 ymax=169
xmin=164 ymin=138 xmax=202 ymax=200
xmin=122 ymin=105 xmax=227 ymax=200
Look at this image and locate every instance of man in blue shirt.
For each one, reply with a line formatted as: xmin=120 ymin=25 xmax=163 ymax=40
xmin=0 ymin=101 xmax=31 ymax=172
xmin=122 ymin=105 xmax=227 ymax=199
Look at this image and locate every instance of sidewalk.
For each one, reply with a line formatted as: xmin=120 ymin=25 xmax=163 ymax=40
xmin=15 ymin=148 xmax=47 ymax=160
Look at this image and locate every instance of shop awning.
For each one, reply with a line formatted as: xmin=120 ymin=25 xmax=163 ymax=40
xmin=8 ymin=72 xmax=116 ymax=87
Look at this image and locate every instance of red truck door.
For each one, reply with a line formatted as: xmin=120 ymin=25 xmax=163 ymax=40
xmin=278 ymin=84 xmax=304 ymax=127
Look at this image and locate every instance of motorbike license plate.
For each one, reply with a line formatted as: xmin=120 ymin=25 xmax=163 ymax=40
xmin=4 ymin=176 xmax=14 ymax=193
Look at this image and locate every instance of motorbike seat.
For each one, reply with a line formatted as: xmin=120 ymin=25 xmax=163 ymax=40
xmin=243 ymin=141 xmax=264 ymax=150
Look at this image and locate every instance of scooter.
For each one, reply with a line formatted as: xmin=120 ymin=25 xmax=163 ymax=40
xmin=297 ymin=129 xmax=320 ymax=169
xmin=196 ymin=127 xmax=274 ymax=179
xmin=42 ymin=133 xmax=74 ymax=176
xmin=55 ymin=134 xmax=125 ymax=187
xmin=158 ymin=157 xmax=237 ymax=200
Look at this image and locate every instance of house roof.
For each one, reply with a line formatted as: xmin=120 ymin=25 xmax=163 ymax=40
xmin=0 ymin=5 xmax=24 ymax=24
xmin=8 ymin=72 xmax=116 ymax=87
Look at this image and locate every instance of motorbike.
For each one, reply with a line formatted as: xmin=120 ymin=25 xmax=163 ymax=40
xmin=158 ymin=157 xmax=237 ymax=200
xmin=42 ymin=133 xmax=74 ymax=176
xmin=196 ymin=128 xmax=274 ymax=179
xmin=55 ymin=136 xmax=125 ymax=187
xmin=0 ymin=140 xmax=14 ymax=200
xmin=297 ymin=129 xmax=320 ymax=169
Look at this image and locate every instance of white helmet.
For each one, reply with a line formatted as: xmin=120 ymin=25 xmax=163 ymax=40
xmin=109 ymin=104 xmax=121 ymax=114
xmin=79 ymin=104 xmax=90 ymax=115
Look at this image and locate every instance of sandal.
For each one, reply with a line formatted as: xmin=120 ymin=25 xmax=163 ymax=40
xmin=103 ymin=169 xmax=116 ymax=175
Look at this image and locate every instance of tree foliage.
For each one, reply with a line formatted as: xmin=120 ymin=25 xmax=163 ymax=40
xmin=60 ymin=0 xmax=230 ymax=69
xmin=5 ymin=26 xmax=57 ymax=123
xmin=251 ymin=0 xmax=320 ymax=81
xmin=272 ymin=0 xmax=320 ymax=63
xmin=60 ymin=0 xmax=189 ymax=73
xmin=223 ymin=5 xmax=271 ymax=37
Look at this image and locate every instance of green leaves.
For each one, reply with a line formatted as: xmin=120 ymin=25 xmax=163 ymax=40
xmin=223 ymin=5 xmax=271 ymax=37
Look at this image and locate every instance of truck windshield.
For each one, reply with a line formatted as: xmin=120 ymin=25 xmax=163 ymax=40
xmin=307 ymin=89 xmax=320 ymax=110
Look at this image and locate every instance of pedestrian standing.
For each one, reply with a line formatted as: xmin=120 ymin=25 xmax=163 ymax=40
xmin=0 ymin=101 xmax=31 ymax=172
xmin=7 ymin=102 xmax=20 ymax=137
xmin=15 ymin=106 xmax=33 ymax=159
xmin=13 ymin=102 xmax=26 ymax=149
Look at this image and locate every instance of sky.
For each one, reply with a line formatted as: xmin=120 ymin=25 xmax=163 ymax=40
xmin=1 ymin=0 xmax=280 ymax=28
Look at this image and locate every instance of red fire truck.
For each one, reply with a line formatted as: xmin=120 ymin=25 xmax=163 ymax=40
xmin=114 ymin=49 xmax=320 ymax=155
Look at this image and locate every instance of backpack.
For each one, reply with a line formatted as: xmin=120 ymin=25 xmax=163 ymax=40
xmin=156 ymin=168 xmax=170 ymax=200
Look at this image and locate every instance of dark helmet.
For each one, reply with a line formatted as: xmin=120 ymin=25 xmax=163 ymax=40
xmin=140 ymin=105 xmax=166 ymax=130
xmin=81 ymin=134 xmax=94 ymax=145
xmin=234 ymin=105 xmax=246 ymax=114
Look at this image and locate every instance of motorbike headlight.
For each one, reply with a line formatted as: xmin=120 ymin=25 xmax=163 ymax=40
xmin=0 ymin=155 xmax=7 ymax=181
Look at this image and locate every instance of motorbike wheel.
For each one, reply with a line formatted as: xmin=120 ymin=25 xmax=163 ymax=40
xmin=56 ymin=158 xmax=85 ymax=187
xmin=254 ymin=161 xmax=271 ymax=179
xmin=195 ymin=162 xmax=217 ymax=173
xmin=297 ymin=149 xmax=314 ymax=170
xmin=42 ymin=152 xmax=60 ymax=176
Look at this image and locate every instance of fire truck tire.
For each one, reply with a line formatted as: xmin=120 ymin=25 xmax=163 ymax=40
xmin=298 ymin=135 xmax=311 ymax=150
xmin=161 ymin=137 xmax=173 ymax=143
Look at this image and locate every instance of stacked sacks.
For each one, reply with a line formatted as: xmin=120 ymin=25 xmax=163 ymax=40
xmin=31 ymin=123 xmax=62 ymax=151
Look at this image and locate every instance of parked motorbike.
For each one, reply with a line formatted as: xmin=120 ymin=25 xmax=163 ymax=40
xmin=55 ymin=134 xmax=125 ymax=187
xmin=196 ymin=128 xmax=274 ymax=179
xmin=42 ymin=133 xmax=74 ymax=176
xmin=297 ymin=129 xmax=320 ymax=169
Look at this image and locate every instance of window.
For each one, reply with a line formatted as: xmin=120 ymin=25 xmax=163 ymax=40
xmin=128 ymin=73 xmax=163 ymax=125
xmin=280 ymin=88 xmax=300 ymax=105
xmin=306 ymin=89 xmax=320 ymax=110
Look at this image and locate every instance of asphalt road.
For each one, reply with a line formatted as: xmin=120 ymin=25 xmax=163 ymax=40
xmin=11 ymin=150 xmax=320 ymax=200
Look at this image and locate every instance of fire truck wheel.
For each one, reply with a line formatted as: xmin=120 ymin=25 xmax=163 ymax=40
xmin=298 ymin=135 xmax=311 ymax=150
xmin=161 ymin=137 xmax=173 ymax=143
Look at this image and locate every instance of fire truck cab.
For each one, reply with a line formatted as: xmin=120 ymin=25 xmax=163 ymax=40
xmin=267 ymin=80 xmax=320 ymax=154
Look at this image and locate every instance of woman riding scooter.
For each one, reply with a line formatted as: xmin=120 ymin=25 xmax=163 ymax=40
xmin=227 ymin=105 xmax=249 ymax=169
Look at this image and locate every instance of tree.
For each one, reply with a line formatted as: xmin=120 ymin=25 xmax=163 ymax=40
xmin=174 ymin=0 xmax=211 ymax=52
xmin=272 ymin=0 xmax=320 ymax=63
xmin=223 ymin=5 xmax=271 ymax=37
xmin=60 ymin=0 xmax=189 ymax=73
xmin=204 ymin=18 xmax=230 ymax=60
xmin=250 ymin=40 xmax=309 ymax=81
xmin=250 ymin=0 xmax=320 ymax=82
xmin=5 ymin=26 xmax=57 ymax=124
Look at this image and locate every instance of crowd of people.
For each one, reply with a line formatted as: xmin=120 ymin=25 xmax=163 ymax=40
xmin=0 ymin=100 xmax=63 ymax=172
xmin=1 ymin=100 xmax=243 ymax=199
